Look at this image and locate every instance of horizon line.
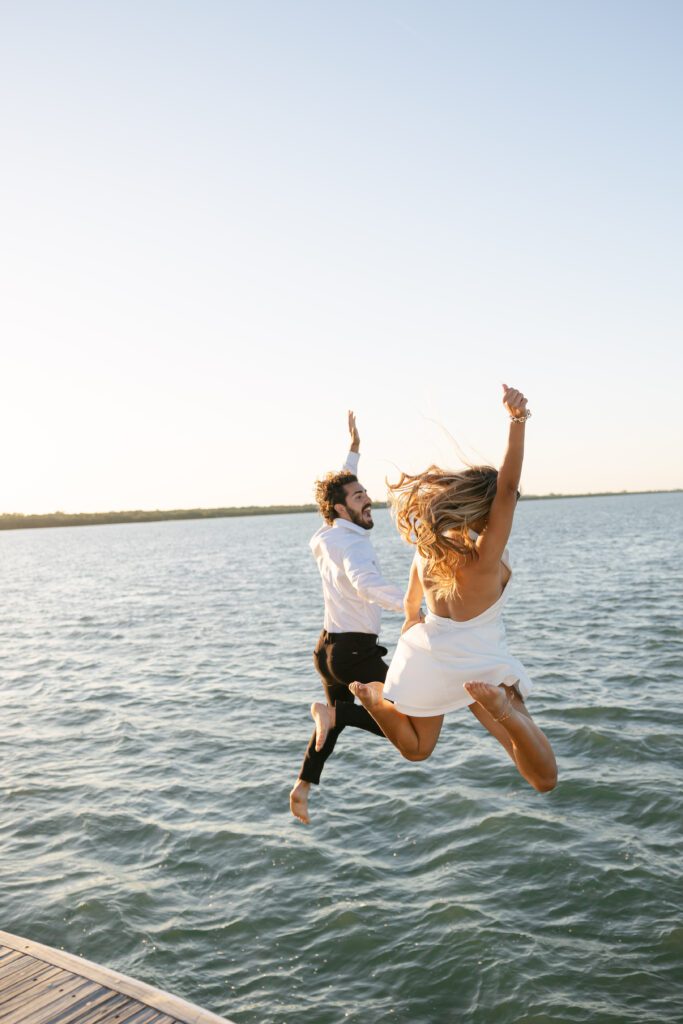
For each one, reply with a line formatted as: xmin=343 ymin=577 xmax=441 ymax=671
xmin=1 ymin=488 xmax=680 ymax=532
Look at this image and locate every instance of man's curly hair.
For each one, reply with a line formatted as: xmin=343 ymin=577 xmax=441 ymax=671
xmin=314 ymin=471 xmax=358 ymax=524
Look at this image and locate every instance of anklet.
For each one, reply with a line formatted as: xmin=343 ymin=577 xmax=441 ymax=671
xmin=493 ymin=693 xmax=514 ymax=723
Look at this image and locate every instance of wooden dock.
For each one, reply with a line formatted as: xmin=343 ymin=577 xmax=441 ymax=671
xmin=0 ymin=931 xmax=236 ymax=1024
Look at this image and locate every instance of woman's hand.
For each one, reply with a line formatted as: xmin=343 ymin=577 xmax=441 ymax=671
xmin=401 ymin=611 xmax=425 ymax=634
xmin=502 ymin=384 xmax=528 ymax=420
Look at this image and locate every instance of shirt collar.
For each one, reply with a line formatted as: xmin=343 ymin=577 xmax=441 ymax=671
xmin=332 ymin=517 xmax=370 ymax=537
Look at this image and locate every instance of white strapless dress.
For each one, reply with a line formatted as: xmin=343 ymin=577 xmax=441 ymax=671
xmin=383 ymin=551 xmax=533 ymax=717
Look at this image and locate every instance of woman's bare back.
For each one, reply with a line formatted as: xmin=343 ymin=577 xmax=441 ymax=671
xmin=418 ymin=553 xmax=512 ymax=622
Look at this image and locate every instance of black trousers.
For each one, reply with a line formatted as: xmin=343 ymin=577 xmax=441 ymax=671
xmin=298 ymin=630 xmax=389 ymax=785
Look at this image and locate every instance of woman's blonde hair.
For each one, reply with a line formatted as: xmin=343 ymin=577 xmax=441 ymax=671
xmin=388 ymin=465 xmax=499 ymax=599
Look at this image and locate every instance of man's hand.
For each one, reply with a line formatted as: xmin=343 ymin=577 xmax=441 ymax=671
xmin=348 ymin=410 xmax=360 ymax=453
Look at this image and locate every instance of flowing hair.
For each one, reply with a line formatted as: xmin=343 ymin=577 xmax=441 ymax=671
xmin=388 ymin=465 xmax=499 ymax=599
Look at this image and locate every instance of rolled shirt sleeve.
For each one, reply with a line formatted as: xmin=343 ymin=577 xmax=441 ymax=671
xmin=342 ymin=543 xmax=404 ymax=613
xmin=342 ymin=450 xmax=360 ymax=474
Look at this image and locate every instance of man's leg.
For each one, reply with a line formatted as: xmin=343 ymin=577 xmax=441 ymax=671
xmin=290 ymin=632 xmax=387 ymax=823
xmin=309 ymin=631 xmax=388 ymax=750
xmin=321 ymin=686 xmax=385 ymax=737
xmin=296 ymin=635 xmax=357 ymax=782
xmin=290 ymin=633 xmax=346 ymax=823
xmin=300 ymin=681 xmax=354 ymax=779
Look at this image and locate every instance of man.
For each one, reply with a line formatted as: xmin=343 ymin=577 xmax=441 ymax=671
xmin=289 ymin=411 xmax=405 ymax=824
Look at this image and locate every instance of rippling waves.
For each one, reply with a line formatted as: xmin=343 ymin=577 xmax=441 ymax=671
xmin=1 ymin=493 xmax=682 ymax=1024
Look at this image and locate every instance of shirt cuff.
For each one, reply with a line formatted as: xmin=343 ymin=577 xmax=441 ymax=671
xmin=342 ymin=450 xmax=360 ymax=474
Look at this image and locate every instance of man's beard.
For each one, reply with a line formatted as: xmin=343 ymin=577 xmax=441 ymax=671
xmin=348 ymin=508 xmax=373 ymax=530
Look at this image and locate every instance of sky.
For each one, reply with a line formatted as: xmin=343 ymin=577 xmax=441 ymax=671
xmin=1 ymin=0 xmax=682 ymax=513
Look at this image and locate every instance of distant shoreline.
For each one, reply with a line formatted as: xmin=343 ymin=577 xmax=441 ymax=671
xmin=1 ymin=489 xmax=680 ymax=532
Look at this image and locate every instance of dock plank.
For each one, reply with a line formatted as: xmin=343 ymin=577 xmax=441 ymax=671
xmin=0 ymin=933 xmax=235 ymax=1024
xmin=0 ymin=964 xmax=61 ymax=996
xmin=59 ymin=993 xmax=147 ymax=1024
xmin=93 ymin=1004 xmax=174 ymax=1024
xmin=0 ymin=973 xmax=97 ymax=1023
xmin=17 ymin=987 xmax=128 ymax=1024
xmin=0 ymin=968 xmax=84 ymax=1014
xmin=0 ymin=953 xmax=26 ymax=974
xmin=0 ymin=960 xmax=54 ymax=989
xmin=27 ymin=992 xmax=129 ymax=1024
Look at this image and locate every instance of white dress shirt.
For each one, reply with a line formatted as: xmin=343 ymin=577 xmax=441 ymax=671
xmin=309 ymin=450 xmax=404 ymax=634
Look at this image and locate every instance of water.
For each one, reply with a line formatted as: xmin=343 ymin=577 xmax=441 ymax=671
xmin=1 ymin=493 xmax=682 ymax=1024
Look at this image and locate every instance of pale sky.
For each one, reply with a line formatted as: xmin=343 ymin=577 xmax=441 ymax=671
xmin=2 ymin=0 xmax=681 ymax=513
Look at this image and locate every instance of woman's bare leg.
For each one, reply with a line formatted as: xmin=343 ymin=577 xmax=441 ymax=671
xmin=465 ymin=682 xmax=557 ymax=792
xmin=349 ymin=682 xmax=444 ymax=761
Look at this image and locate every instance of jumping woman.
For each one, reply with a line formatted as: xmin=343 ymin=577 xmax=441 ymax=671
xmin=350 ymin=385 xmax=557 ymax=793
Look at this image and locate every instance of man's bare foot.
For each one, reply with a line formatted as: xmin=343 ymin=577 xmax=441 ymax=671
xmin=464 ymin=681 xmax=514 ymax=723
xmin=311 ymin=702 xmax=336 ymax=752
xmin=349 ymin=680 xmax=384 ymax=709
xmin=289 ymin=780 xmax=311 ymax=824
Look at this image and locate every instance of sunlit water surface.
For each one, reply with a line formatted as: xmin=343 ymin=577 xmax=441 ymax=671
xmin=1 ymin=493 xmax=682 ymax=1023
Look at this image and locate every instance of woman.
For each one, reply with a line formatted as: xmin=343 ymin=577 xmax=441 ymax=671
xmin=351 ymin=385 xmax=557 ymax=792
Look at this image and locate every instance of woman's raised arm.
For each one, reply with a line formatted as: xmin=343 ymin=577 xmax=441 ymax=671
xmin=476 ymin=384 xmax=530 ymax=566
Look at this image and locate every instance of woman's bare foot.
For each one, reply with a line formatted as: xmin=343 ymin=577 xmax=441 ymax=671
xmin=289 ymin=780 xmax=311 ymax=824
xmin=464 ymin=681 xmax=513 ymax=722
xmin=349 ymin=680 xmax=384 ymax=708
xmin=311 ymin=702 xmax=336 ymax=751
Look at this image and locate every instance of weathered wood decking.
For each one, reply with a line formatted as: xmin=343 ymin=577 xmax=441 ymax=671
xmin=0 ymin=931 xmax=236 ymax=1024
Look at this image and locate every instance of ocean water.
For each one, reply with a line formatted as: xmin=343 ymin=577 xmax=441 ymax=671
xmin=1 ymin=492 xmax=682 ymax=1024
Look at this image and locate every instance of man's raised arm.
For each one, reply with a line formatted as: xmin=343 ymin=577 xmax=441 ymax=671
xmin=342 ymin=409 xmax=360 ymax=473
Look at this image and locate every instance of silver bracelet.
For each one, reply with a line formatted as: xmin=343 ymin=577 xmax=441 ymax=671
xmin=510 ymin=410 xmax=531 ymax=423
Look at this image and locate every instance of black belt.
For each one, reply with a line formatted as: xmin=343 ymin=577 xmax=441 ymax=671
xmin=322 ymin=630 xmax=378 ymax=642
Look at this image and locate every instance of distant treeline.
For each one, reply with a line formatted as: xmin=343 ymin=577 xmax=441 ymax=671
xmin=0 ymin=505 xmax=318 ymax=531
xmin=1 ymin=490 xmax=680 ymax=532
